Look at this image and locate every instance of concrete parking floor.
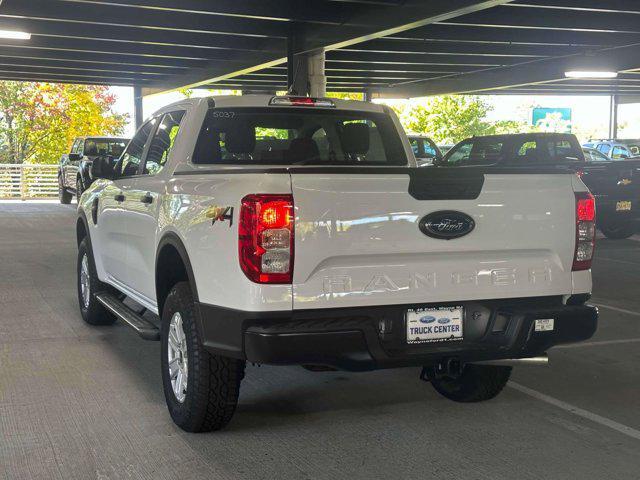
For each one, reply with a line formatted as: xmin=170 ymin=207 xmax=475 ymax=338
xmin=1 ymin=201 xmax=639 ymax=480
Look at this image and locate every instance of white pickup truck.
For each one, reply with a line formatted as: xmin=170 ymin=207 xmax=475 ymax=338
xmin=76 ymin=95 xmax=598 ymax=432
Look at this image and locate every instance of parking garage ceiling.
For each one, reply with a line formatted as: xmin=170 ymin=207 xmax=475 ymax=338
xmin=0 ymin=0 xmax=639 ymax=97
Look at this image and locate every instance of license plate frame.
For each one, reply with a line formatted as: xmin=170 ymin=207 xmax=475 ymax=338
xmin=616 ymin=200 xmax=632 ymax=211
xmin=406 ymin=306 xmax=464 ymax=344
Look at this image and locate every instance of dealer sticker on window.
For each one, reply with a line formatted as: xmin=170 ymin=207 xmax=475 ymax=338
xmin=406 ymin=306 xmax=464 ymax=344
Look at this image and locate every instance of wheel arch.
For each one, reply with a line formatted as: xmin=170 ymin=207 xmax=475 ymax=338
xmin=76 ymin=211 xmax=91 ymax=247
xmin=155 ymin=232 xmax=199 ymax=315
xmin=78 ymin=161 xmax=91 ymax=186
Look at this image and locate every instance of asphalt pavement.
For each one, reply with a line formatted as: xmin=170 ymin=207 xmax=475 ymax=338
xmin=1 ymin=201 xmax=639 ymax=480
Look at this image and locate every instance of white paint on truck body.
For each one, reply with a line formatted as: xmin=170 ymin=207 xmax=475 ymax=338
xmin=79 ymin=94 xmax=592 ymax=316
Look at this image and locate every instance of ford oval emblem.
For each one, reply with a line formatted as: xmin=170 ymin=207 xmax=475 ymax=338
xmin=437 ymin=317 xmax=451 ymax=324
xmin=419 ymin=210 xmax=475 ymax=240
xmin=419 ymin=315 xmax=436 ymax=324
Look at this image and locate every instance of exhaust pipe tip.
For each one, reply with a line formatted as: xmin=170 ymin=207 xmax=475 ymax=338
xmin=472 ymin=354 xmax=549 ymax=367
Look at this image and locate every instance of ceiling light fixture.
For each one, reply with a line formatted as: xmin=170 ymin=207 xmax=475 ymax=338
xmin=564 ymin=71 xmax=618 ymax=79
xmin=0 ymin=30 xmax=31 ymax=40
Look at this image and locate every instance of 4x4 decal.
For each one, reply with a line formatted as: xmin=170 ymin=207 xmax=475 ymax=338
xmin=206 ymin=206 xmax=234 ymax=227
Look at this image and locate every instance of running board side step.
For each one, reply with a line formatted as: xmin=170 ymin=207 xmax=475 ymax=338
xmin=96 ymin=292 xmax=160 ymax=341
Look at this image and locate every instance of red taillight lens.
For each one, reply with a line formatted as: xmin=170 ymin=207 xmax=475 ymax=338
xmin=573 ymin=192 xmax=596 ymax=271
xmin=260 ymin=201 xmax=292 ymax=229
xmin=239 ymin=194 xmax=294 ymax=284
xmin=269 ymin=96 xmax=335 ymax=108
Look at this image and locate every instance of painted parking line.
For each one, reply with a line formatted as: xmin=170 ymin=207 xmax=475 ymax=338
xmin=509 ymin=382 xmax=640 ymax=441
xmin=553 ymin=337 xmax=640 ymax=349
xmin=591 ymin=302 xmax=640 ymax=317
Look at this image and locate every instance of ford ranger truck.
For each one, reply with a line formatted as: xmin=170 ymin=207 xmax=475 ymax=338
xmin=75 ymin=95 xmax=598 ymax=432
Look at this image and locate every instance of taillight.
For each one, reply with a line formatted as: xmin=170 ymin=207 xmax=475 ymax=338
xmin=573 ymin=191 xmax=596 ymax=271
xmin=238 ymin=194 xmax=294 ymax=284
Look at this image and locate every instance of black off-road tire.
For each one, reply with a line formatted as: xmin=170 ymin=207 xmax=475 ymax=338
xmin=428 ymin=364 xmax=512 ymax=403
xmin=77 ymin=238 xmax=116 ymax=325
xmin=161 ymin=282 xmax=245 ymax=432
xmin=59 ymin=177 xmax=72 ymax=204
xmin=600 ymin=222 xmax=635 ymax=240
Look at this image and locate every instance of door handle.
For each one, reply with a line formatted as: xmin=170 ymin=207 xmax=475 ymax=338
xmin=114 ymin=193 xmax=125 ymax=202
xmin=140 ymin=193 xmax=153 ymax=204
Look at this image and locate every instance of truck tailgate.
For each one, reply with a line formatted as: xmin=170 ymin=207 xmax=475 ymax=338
xmin=291 ymin=169 xmax=577 ymax=309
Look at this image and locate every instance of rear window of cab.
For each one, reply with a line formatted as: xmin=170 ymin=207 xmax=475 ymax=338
xmin=192 ymin=108 xmax=407 ymax=166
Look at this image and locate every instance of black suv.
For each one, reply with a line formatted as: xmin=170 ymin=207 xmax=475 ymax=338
xmin=58 ymin=136 xmax=129 ymax=204
xmin=441 ymin=133 xmax=639 ymax=239
xmin=407 ymin=134 xmax=442 ymax=167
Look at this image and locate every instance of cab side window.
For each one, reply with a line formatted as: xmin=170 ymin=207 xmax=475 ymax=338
xmin=586 ymin=149 xmax=609 ymax=162
xmin=612 ymin=146 xmax=629 ymax=160
xmin=597 ymin=144 xmax=611 ymax=156
xmin=144 ymin=111 xmax=185 ymax=175
xmin=409 ymin=138 xmax=420 ymax=156
xmin=446 ymin=142 xmax=473 ymax=165
xmin=118 ymin=119 xmax=155 ymax=177
xmin=424 ymin=140 xmax=438 ymax=158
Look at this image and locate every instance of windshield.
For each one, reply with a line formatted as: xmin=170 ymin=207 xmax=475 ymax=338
xmin=442 ymin=138 xmax=505 ymax=166
xmin=192 ymin=108 xmax=407 ymax=166
xmin=85 ymin=139 xmax=128 ymax=157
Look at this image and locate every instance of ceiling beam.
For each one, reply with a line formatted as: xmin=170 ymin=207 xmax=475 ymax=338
xmin=145 ymin=0 xmax=514 ymax=93
xmin=0 ymin=55 xmax=186 ymax=75
xmin=0 ymin=46 xmax=213 ymax=69
xmin=0 ymin=17 xmax=285 ymax=53
xmin=392 ymin=23 xmax=638 ymax=47
xmin=505 ymin=0 xmax=640 ymax=15
xmin=441 ymin=4 xmax=640 ymax=33
xmin=55 ymin=0 xmax=365 ymax=25
xmin=382 ymin=42 xmax=640 ymax=97
xmin=0 ymin=36 xmax=276 ymax=62
xmin=0 ymin=0 xmax=288 ymax=39
xmin=345 ymin=38 xmax=598 ymax=56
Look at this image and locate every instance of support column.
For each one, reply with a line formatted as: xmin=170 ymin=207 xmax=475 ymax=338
xmin=609 ymin=94 xmax=619 ymax=139
xmin=287 ymin=32 xmax=308 ymax=96
xmin=307 ymin=50 xmax=326 ymax=98
xmin=133 ymin=85 xmax=144 ymax=129
xmin=363 ymin=90 xmax=372 ymax=102
xmin=286 ymin=31 xmax=327 ymax=97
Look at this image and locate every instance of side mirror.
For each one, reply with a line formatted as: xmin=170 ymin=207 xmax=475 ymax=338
xmin=90 ymin=155 xmax=115 ymax=180
xmin=620 ymin=153 xmax=630 ymax=159
xmin=68 ymin=152 xmax=81 ymax=162
xmin=432 ymin=153 xmax=444 ymax=166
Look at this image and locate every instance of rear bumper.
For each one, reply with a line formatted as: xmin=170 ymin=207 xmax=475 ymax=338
xmin=197 ymin=297 xmax=597 ymax=371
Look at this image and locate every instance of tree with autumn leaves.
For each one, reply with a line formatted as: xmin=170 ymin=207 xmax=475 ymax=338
xmin=0 ymin=81 xmax=128 ymax=164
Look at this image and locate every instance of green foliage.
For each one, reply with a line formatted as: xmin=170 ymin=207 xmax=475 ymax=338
xmin=326 ymin=92 xmax=364 ymax=101
xmin=391 ymin=95 xmax=529 ymax=144
xmin=0 ymin=81 xmax=128 ymax=164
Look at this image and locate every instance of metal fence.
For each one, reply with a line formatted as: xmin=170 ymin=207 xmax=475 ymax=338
xmin=0 ymin=164 xmax=59 ymax=199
